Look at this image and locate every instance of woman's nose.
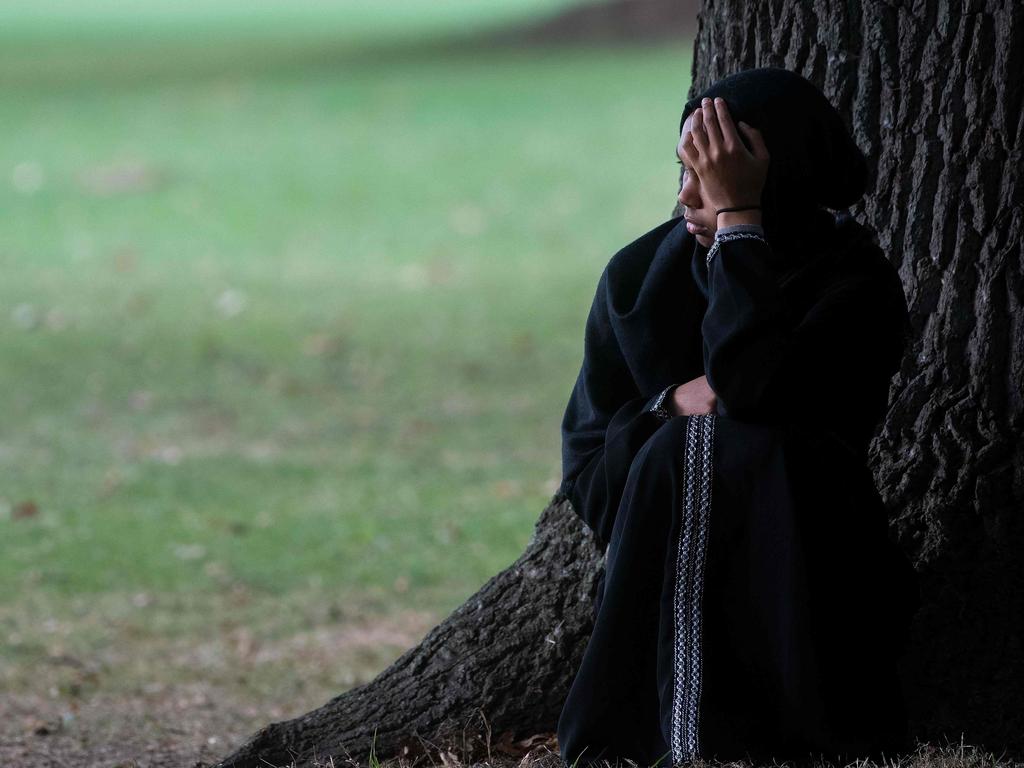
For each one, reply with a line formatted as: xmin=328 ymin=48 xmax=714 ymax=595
xmin=678 ymin=181 xmax=699 ymax=208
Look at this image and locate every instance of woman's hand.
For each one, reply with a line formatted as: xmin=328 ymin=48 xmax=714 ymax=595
xmin=669 ymin=375 xmax=717 ymax=416
xmin=680 ymin=97 xmax=770 ymax=213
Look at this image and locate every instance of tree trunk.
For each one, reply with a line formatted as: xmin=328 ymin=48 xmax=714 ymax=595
xmin=212 ymin=2 xmax=1023 ymax=765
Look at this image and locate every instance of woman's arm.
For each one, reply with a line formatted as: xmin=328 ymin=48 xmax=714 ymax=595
xmin=681 ymin=97 xmax=909 ymax=430
xmin=702 ymin=228 xmax=908 ymax=428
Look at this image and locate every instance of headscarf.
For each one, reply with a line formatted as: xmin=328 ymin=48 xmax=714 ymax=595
xmin=679 ymin=67 xmax=869 ymax=267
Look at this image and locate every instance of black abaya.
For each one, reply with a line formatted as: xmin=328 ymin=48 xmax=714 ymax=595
xmin=555 ymin=212 xmax=921 ymax=767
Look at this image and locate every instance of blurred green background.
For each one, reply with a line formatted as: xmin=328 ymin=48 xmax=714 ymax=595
xmin=0 ymin=0 xmax=691 ymax=758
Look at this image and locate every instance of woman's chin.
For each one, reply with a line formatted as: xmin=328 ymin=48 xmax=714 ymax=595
xmin=696 ymin=232 xmax=713 ymax=247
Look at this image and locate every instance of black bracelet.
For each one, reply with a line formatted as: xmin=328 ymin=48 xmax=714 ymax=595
xmin=715 ymin=204 xmax=762 ymax=214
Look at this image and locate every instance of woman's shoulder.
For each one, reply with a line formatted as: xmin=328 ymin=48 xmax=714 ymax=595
xmin=791 ymin=212 xmax=897 ymax=294
xmin=830 ymin=211 xmax=887 ymax=265
xmin=822 ymin=215 xmax=911 ymax=340
xmin=831 ymin=215 xmax=906 ymax=302
xmin=784 ymin=212 xmax=909 ymax=326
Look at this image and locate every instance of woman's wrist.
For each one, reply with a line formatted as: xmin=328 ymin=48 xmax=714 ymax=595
xmin=717 ymin=209 xmax=763 ymax=228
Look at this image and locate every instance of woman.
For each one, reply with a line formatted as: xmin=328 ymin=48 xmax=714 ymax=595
xmin=555 ymin=67 xmax=921 ymax=767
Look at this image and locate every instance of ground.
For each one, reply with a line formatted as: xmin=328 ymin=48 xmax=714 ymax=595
xmin=1 ymin=591 xmax=439 ymax=767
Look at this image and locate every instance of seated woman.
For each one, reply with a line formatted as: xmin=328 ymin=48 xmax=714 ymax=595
xmin=555 ymin=66 xmax=922 ymax=767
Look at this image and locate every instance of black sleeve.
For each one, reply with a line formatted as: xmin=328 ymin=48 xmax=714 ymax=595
xmin=701 ymin=230 xmax=908 ymax=430
xmin=563 ymin=386 xmax=680 ymax=551
xmin=559 ymin=267 xmax=680 ymax=551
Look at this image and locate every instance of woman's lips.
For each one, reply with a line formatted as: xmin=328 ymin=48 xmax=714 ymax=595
xmin=686 ymin=221 xmax=709 ymax=235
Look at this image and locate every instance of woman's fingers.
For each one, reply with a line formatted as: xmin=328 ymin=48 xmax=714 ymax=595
xmin=689 ymin=106 xmax=708 ymax=156
xmin=713 ymin=97 xmax=744 ymax=153
xmin=680 ymin=131 xmax=699 ymax=169
xmin=701 ymin=99 xmax=724 ymax=149
xmin=738 ymin=121 xmax=770 ymax=161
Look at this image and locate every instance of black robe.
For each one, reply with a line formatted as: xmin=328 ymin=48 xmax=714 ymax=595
xmin=555 ymin=212 xmax=921 ymax=766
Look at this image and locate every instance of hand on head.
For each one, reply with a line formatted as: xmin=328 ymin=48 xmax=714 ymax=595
xmin=678 ymin=96 xmax=770 ymax=215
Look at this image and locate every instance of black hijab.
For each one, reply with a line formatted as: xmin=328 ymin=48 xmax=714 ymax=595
xmin=680 ymin=67 xmax=870 ymax=281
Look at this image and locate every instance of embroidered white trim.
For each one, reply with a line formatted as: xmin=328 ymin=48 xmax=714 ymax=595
xmin=670 ymin=413 xmax=715 ymax=763
xmin=649 ymin=384 xmax=676 ymax=422
xmin=706 ymin=230 xmax=768 ymax=264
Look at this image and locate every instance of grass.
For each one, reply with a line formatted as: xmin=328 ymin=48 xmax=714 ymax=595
xmin=0 ymin=0 xmax=603 ymax=90
xmin=1 ymin=36 xmax=692 ymax=613
xmin=0 ymin=9 xmax=693 ymax=762
xmin=0 ymin=0 xmax=587 ymax=39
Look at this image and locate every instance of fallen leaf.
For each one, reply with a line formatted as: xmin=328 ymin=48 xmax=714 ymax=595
xmin=12 ymin=500 xmax=39 ymax=519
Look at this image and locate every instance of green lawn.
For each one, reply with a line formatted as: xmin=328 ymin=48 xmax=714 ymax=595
xmin=0 ymin=0 xmax=586 ymax=38
xmin=0 ymin=5 xmax=691 ymax=691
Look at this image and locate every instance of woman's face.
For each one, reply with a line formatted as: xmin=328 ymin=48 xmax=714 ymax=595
xmin=676 ymin=111 xmax=715 ymax=248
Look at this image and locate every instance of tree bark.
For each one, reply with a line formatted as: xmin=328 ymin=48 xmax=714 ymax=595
xmin=212 ymin=2 xmax=1023 ymax=765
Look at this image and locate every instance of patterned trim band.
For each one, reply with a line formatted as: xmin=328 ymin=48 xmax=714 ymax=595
xmin=670 ymin=413 xmax=716 ymax=763
xmin=706 ymin=230 xmax=768 ymax=265
xmin=649 ymin=384 xmax=676 ymax=422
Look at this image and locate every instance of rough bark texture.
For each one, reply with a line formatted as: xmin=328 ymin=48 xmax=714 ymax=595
xmin=213 ymin=2 xmax=1023 ymax=766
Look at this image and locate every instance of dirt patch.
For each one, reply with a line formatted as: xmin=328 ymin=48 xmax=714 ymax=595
xmin=0 ymin=591 xmax=439 ymax=767
xmin=1 ymin=688 xmax=257 ymax=768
